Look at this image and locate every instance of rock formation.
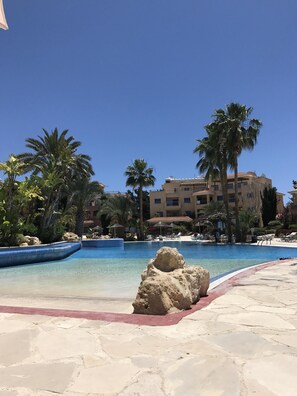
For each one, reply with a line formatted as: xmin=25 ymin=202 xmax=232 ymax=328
xmin=133 ymin=246 xmax=210 ymax=315
xmin=62 ymin=232 xmax=80 ymax=242
xmin=23 ymin=236 xmax=41 ymax=246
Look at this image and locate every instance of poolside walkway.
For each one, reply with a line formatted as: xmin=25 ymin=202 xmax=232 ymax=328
xmin=0 ymin=257 xmax=297 ymax=394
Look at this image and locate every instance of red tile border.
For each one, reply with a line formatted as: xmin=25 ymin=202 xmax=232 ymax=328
xmin=0 ymin=260 xmax=287 ymax=326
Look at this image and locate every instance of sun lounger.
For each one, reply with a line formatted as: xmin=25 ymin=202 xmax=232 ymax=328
xmin=257 ymin=234 xmax=274 ymax=245
xmin=282 ymin=232 xmax=297 ymax=242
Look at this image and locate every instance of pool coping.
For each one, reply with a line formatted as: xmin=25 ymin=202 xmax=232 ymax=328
xmin=0 ymin=258 xmax=292 ymax=326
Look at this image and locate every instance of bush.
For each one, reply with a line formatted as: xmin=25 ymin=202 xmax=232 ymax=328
xmin=21 ymin=223 xmax=38 ymax=236
xmin=264 ymin=228 xmax=277 ymax=234
xmin=267 ymin=220 xmax=282 ymax=228
xmin=39 ymin=223 xmax=65 ymax=244
xmin=289 ymin=224 xmax=297 ymax=229
xmin=252 ymin=228 xmax=267 ymax=236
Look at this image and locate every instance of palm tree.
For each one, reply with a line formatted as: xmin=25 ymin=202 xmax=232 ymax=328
xmin=125 ymin=159 xmax=156 ymax=240
xmin=194 ymin=123 xmax=232 ymax=241
xmin=99 ymin=194 xmax=135 ymax=229
xmin=18 ymin=128 xmax=94 ymax=238
xmin=214 ymin=103 xmax=262 ymax=241
xmin=239 ymin=209 xmax=258 ymax=241
xmin=68 ymin=177 xmax=104 ymax=237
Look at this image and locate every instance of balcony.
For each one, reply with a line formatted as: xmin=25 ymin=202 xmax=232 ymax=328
xmin=195 ymin=200 xmax=208 ymax=206
xmin=165 ymin=204 xmax=181 ymax=210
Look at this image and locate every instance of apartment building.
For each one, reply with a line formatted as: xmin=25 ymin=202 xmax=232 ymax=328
xmin=150 ymin=172 xmax=283 ymax=225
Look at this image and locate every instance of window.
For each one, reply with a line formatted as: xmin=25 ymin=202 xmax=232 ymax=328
xmin=166 ymin=198 xmax=179 ymax=206
xmin=196 ymin=197 xmax=207 ymax=205
xmin=247 ymin=192 xmax=254 ymax=199
xmin=185 ymin=211 xmax=193 ymax=217
xmin=184 ymin=187 xmax=191 ymax=191
xmin=156 ymin=211 xmax=163 ymax=217
xmin=154 ymin=198 xmax=161 ymax=204
xmin=184 ymin=197 xmax=191 ymax=204
xmin=211 ymin=184 xmax=219 ymax=191
xmin=227 ymin=183 xmax=234 ymax=189
xmin=229 ymin=194 xmax=235 ymax=203
xmin=217 ymin=195 xmax=223 ymax=201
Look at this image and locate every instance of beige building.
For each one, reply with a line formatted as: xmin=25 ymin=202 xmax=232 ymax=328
xmin=150 ymin=172 xmax=283 ymax=225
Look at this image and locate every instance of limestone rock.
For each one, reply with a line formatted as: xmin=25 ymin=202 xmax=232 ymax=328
xmin=24 ymin=236 xmax=41 ymax=245
xmin=133 ymin=247 xmax=210 ymax=315
xmin=62 ymin=232 xmax=80 ymax=242
xmin=150 ymin=246 xmax=185 ymax=272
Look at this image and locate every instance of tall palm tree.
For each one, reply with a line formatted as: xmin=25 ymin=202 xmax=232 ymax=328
xmin=194 ymin=123 xmax=232 ymax=241
xmin=125 ymin=159 xmax=156 ymax=240
xmin=18 ymin=128 xmax=94 ymax=237
xmin=214 ymin=103 xmax=262 ymax=241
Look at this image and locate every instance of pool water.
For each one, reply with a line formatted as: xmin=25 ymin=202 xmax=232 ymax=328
xmin=0 ymin=242 xmax=296 ymax=300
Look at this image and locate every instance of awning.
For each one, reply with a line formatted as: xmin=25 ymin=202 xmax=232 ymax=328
xmin=192 ymin=190 xmax=214 ymax=196
xmin=0 ymin=0 xmax=8 ymax=30
xmin=147 ymin=216 xmax=193 ymax=224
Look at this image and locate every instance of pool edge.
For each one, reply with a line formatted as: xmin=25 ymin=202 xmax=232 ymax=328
xmin=0 ymin=258 xmax=293 ymax=326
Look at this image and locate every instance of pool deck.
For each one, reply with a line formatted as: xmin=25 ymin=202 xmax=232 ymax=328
xmin=0 ymin=240 xmax=297 ymax=394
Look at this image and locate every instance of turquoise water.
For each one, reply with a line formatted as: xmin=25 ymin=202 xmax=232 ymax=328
xmin=0 ymin=242 xmax=296 ymax=299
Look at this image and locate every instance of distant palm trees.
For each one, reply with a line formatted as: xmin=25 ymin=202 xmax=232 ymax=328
xmin=194 ymin=103 xmax=262 ymax=242
xmin=125 ymin=159 xmax=155 ymax=240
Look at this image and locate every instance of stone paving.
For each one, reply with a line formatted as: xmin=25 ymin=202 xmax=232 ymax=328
xmin=0 ymin=259 xmax=297 ymax=395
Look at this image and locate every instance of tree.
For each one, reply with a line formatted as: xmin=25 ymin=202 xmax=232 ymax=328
xmin=0 ymin=156 xmax=43 ymax=245
xmin=67 ymin=178 xmax=104 ymax=237
xmin=239 ymin=209 xmax=258 ymax=241
xmin=125 ymin=159 xmax=155 ymax=240
xmin=99 ymin=194 xmax=135 ymax=229
xmin=18 ymin=128 xmax=94 ymax=241
xmin=127 ymin=188 xmax=150 ymax=224
xmin=214 ymin=103 xmax=262 ymax=241
xmin=261 ymin=186 xmax=277 ymax=226
xmin=194 ymin=122 xmax=232 ymax=241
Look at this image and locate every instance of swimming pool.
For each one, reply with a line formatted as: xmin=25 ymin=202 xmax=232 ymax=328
xmin=0 ymin=241 xmax=296 ymax=300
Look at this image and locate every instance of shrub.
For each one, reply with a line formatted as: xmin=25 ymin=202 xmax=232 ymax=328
xmin=39 ymin=223 xmax=65 ymax=244
xmin=15 ymin=233 xmax=26 ymax=245
xmin=21 ymin=223 xmax=38 ymax=236
xmin=252 ymin=228 xmax=266 ymax=236
xmin=267 ymin=220 xmax=282 ymax=228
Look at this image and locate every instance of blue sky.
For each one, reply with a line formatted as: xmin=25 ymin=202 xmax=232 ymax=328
xmin=1 ymin=0 xmax=296 ymax=202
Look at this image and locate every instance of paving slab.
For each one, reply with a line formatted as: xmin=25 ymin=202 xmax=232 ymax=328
xmin=204 ymin=331 xmax=289 ymax=358
xmin=0 ymin=329 xmax=38 ymax=367
xmin=69 ymin=360 xmax=140 ymax=394
xmin=164 ymin=356 xmax=240 ymax=396
xmin=118 ymin=372 xmax=165 ymax=396
xmin=0 ymin=363 xmax=75 ymax=393
xmin=244 ymin=355 xmax=297 ymax=396
xmin=217 ymin=311 xmax=296 ymax=329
